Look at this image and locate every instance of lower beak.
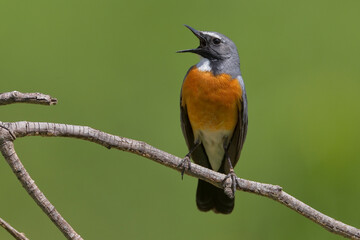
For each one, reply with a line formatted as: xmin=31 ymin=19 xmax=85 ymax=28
xmin=176 ymin=48 xmax=200 ymax=54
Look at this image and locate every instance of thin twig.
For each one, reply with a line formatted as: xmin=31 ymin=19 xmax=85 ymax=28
xmin=0 ymin=91 xmax=57 ymax=105
xmin=0 ymin=217 xmax=29 ymax=240
xmin=0 ymin=127 xmax=82 ymax=240
xmin=0 ymin=121 xmax=359 ymax=239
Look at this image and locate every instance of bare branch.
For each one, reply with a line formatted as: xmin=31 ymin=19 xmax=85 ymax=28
xmin=0 ymin=127 xmax=82 ymax=240
xmin=0 ymin=91 xmax=57 ymax=105
xmin=0 ymin=217 xmax=29 ymax=240
xmin=0 ymin=121 xmax=359 ymax=239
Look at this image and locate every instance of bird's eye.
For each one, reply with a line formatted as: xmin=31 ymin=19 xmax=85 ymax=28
xmin=213 ymin=38 xmax=221 ymax=45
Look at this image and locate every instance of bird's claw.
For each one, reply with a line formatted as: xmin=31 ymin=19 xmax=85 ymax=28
xmin=222 ymin=169 xmax=239 ymax=199
xmin=178 ymin=155 xmax=191 ymax=180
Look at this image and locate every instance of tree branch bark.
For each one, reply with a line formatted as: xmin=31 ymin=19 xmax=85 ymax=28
xmin=0 ymin=121 xmax=359 ymax=239
xmin=0 ymin=91 xmax=359 ymax=239
xmin=0 ymin=217 xmax=29 ymax=240
xmin=0 ymin=92 xmax=80 ymax=240
xmin=0 ymin=91 xmax=57 ymax=105
xmin=0 ymin=128 xmax=83 ymax=240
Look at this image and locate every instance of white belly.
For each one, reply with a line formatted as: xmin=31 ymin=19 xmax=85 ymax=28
xmin=195 ymin=129 xmax=233 ymax=171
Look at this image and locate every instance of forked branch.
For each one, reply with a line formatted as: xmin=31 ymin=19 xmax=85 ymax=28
xmin=0 ymin=91 xmax=359 ymax=240
xmin=0 ymin=121 xmax=359 ymax=239
xmin=0 ymin=92 xmax=81 ymax=240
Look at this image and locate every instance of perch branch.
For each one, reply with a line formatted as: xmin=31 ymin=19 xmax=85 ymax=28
xmin=0 ymin=91 xmax=57 ymax=105
xmin=0 ymin=217 xmax=29 ymax=240
xmin=0 ymin=91 xmax=358 ymax=239
xmin=0 ymin=121 xmax=359 ymax=239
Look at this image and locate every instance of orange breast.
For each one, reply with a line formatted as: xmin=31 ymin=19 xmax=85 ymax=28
xmin=181 ymin=67 xmax=242 ymax=132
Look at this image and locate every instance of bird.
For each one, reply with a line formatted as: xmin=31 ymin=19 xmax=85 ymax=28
xmin=177 ymin=25 xmax=248 ymax=214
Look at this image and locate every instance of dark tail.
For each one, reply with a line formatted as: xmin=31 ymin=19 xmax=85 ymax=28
xmin=196 ymin=179 xmax=234 ymax=214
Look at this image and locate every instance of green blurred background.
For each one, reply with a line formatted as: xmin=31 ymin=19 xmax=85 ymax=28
xmin=1 ymin=0 xmax=360 ymax=239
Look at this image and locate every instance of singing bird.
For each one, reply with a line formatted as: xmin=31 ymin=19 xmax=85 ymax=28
xmin=178 ymin=25 xmax=248 ymax=214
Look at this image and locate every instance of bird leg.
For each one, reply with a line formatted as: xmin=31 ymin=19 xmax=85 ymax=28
xmin=178 ymin=140 xmax=201 ymax=179
xmin=222 ymin=142 xmax=239 ymax=199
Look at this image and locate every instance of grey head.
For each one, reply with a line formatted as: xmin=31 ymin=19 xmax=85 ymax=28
xmin=177 ymin=25 xmax=241 ymax=77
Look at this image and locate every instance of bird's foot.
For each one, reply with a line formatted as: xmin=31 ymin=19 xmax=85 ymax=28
xmin=222 ymin=169 xmax=239 ymax=199
xmin=177 ymin=155 xmax=191 ymax=180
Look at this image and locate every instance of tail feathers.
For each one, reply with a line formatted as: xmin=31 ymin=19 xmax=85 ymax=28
xmin=196 ymin=179 xmax=215 ymax=212
xmin=196 ymin=180 xmax=234 ymax=214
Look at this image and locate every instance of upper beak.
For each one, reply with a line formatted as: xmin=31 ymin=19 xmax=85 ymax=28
xmin=177 ymin=25 xmax=206 ymax=54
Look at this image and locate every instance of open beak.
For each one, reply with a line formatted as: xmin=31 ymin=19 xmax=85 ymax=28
xmin=177 ymin=25 xmax=207 ymax=54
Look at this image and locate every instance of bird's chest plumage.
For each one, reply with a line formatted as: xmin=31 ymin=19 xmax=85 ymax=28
xmin=181 ymin=67 xmax=242 ymax=170
xmin=181 ymin=67 xmax=242 ymax=132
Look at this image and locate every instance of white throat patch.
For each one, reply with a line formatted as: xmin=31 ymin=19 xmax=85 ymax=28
xmin=197 ymin=58 xmax=211 ymax=72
